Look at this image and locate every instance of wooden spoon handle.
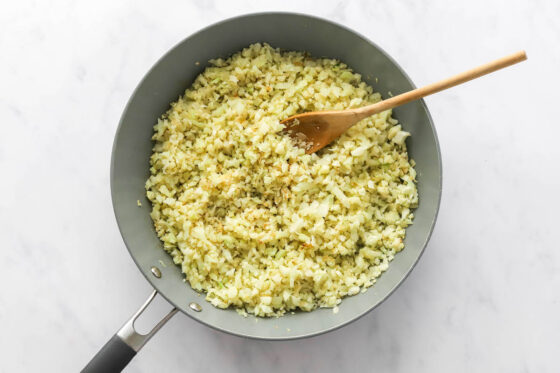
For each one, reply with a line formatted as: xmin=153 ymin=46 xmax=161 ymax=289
xmin=356 ymin=50 xmax=527 ymax=118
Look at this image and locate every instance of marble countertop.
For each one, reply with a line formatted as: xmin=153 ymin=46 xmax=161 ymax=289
xmin=1 ymin=0 xmax=558 ymax=372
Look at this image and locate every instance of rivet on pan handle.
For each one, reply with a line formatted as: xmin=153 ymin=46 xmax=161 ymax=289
xmin=82 ymin=290 xmax=178 ymax=373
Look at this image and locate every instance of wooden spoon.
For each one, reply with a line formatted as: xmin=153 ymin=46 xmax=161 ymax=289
xmin=282 ymin=51 xmax=527 ymax=154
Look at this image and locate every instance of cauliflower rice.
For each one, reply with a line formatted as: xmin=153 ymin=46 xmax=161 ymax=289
xmin=146 ymin=43 xmax=418 ymax=317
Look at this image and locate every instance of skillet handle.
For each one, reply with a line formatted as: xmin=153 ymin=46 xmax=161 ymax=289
xmin=81 ymin=335 xmax=136 ymax=373
xmin=82 ymin=290 xmax=178 ymax=373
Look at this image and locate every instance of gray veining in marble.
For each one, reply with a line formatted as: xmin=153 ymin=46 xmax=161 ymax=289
xmin=1 ymin=0 xmax=559 ymax=372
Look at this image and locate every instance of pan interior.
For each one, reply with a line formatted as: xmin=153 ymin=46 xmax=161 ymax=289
xmin=111 ymin=12 xmax=441 ymax=340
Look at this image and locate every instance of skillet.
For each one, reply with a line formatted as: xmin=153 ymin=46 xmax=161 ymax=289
xmin=83 ymin=12 xmax=442 ymax=372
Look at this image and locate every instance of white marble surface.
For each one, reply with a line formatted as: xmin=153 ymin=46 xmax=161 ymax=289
xmin=1 ymin=0 xmax=559 ymax=372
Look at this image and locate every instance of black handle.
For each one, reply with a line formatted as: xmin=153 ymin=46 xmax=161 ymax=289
xmin=81 ymin=291 xmax=177 ymax=373
xmin=82 ymin=334 xmax=136 ymax=373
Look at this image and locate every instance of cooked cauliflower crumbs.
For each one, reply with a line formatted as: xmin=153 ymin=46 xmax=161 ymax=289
xmin=146 ymin=43 xmax=418 ymax=317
